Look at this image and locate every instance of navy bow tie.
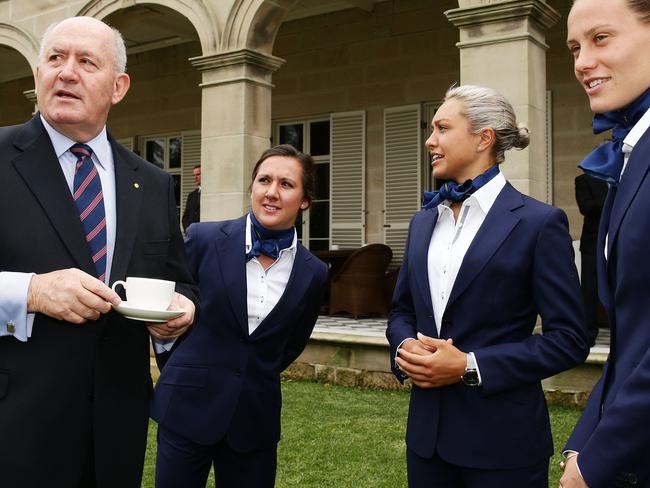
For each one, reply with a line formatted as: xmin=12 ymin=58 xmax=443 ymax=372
xmin=246 ymin=212 xmax=294 ymax=262
xmin=579 ymin=87 xmax=650 ymax=185
xmin=422 ymin=165 xmax=500 ymax=210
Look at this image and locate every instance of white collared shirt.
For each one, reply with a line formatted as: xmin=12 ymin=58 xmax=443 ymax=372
xmin=604 ymin=106 xmax=650 ymax=259
xmin=244 ymin=214 xmax=298 ymax=335
xmin=40 ymin=115 xmax=117 ymax=280
xmin=0 ymin=117 xmax=117 ymax=341
xmin=428 ymin=171 xmax=507 ymax=332
xmin=395 ymin=171 xmax=506 ymax=384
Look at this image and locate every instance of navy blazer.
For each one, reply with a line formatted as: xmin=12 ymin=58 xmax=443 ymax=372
xmin=566 ymin=126 xmax=650 ymax=487
xmin=151 ymin=217 xmax=327 ymax=451
xmin=387 ymin=182 xmax=588 ymax=470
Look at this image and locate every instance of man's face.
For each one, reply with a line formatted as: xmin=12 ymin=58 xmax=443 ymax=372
xmin=193 ymin=167 xmax=201 ymax=186
xmin=567 ymin=0 xmax=650 ymax=113
xmin=35 ymin=17 xmax=130 ymax=142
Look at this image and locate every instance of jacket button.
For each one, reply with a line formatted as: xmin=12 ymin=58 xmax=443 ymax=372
xmin=442 ymin=320 xmax=452 ymax=328
xmin=234 ymin=368 xmax=242 ymax=376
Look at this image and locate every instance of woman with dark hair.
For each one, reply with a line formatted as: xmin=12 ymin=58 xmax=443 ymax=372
xmin=386 ymin=85 xmax=588 ymax=488
xmin=151 ymin=144 xmax=327 ymax=487
xmin=562 ymin=1 xmax=650 ymax=487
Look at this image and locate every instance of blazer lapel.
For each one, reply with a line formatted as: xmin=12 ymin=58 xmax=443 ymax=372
xmin=11 ymin=116 xmax=96 ymax=275
xmin=109 ymin=138 xmax=143 ymax=283
xmin=597 ymin=187 xmax=616 ymax=310
xmin=411 ymin=209 xmax=438 ymax=325
xmin=250 ymin=244 xmax=316 ymax=339
xmin=214 ymin=218 xmax=248 ymax=336
xmin=446 ymin=183 xmax=522 ymax=309
xmin=606 ymin=129 xmax=650 ymax=260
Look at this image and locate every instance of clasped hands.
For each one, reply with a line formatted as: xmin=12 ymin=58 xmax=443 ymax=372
xmin=559 ymin=455 xmax=588 ymax=488
xmin=27 ymin=268 xmax=194 ymax=339
xmin=395 ymin=332 xmax=467 ymax=388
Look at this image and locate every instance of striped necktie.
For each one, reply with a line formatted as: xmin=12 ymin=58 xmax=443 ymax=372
xmin=70 ymin=143 xmax=107 ymax=282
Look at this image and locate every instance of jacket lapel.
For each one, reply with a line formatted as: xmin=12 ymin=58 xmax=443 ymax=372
xmin=108 ymin=137 xmax=143 ymax=283
xmin=251 ymin=243 xmax=316 ymax=339
xmin=214 ymin=217 xmax=248 ymax=336
xmin=606 ymin=128 xmax=650 ymax=260
xmin=411 ymin=209 xmax=438 ymax=325
xmin=597 ymin=187 xmax=616 ymax=310
xmin=446 ymin=183 xmax=522 ymax=309
xmin=11 ymin=116 xmax=96 ymax=276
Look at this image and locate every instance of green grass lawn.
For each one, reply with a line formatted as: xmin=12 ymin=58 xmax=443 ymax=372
xmin=142 ymin=380 xmax=582 ymax=487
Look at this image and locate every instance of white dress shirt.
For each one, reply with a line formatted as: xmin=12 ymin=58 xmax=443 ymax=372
xmin=0 ymin=116 xmax=117 ymax=341
xmin=245 ymin=214 xmax=298 ymax=335
xmin=428 ymin=171 xmax=506 ymax=332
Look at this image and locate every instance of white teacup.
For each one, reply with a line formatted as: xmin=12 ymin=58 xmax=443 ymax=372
xmin=111 ymin=277 xmax=175 ymax=311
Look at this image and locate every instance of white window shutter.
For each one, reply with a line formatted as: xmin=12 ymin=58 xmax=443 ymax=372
xmin=384 ymin=104 xmax=422 ymax=268
xmin=115 ymin=137 xmax=134 ymax=151
xmin=181 ymin=131 xmax=201 ymax=220
xmin=330 ymin=110 xmax=365 ymax=248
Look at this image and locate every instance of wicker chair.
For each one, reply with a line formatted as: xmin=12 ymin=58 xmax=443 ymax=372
xmin=328 ymin=244 xmax=393 ymax=318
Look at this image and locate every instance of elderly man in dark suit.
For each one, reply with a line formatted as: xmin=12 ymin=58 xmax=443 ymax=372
xmin=0 ymin=17 xmax=197 ymax=488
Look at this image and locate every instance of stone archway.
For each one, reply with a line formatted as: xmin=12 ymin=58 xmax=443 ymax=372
xmin=188 ymin=0 xmax=300 ymax=220
xmin=77 ymin=0 xmax=219 ymax=54
xmin=0 ymin=22 xmax=39 ymax=70
xmin=222 ymin=0 xmax=299 ymax=53
xmin=0 ymin=23 xmax=38 ymax=124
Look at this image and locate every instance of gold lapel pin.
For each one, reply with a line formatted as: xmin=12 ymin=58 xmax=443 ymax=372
xmin=134 ymin=183 xmax=140 ymax=189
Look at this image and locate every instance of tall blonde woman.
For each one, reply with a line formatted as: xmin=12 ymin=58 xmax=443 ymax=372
xmin=387 ymin=85 xmax=589 ymax=488
xmin=151 ymin=145 xmax=327 ymax=488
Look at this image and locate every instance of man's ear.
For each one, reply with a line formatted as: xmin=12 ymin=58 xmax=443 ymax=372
xmin=111 ymin=73 xmax=130 ymax=105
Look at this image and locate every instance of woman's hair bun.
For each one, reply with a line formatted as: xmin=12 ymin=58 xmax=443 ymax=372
xmin=514 ymin=123 xmax=530 ymax=149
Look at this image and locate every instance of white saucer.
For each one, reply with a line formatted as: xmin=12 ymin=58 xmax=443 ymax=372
xmin=113 ymin=301 xmax=185 ymax=323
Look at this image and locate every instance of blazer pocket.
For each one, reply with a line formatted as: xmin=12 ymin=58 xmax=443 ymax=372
xmin=142 ymin=239 xmax=170 ymax=256
xmin=0 ymin=370 xmax=8 ymax=400
xmin=161 ymin=364 xmax=208 ymax=388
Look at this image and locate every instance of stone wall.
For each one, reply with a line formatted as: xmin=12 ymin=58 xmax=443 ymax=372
xmin=0 ymin=76 xmax=34 ymax=126
xmin=0 ymin=0 xmax=600 ymax=240
xmin=272 ymin=0 xmax=460 ymax=244
xmin=108 ymin=41 xmax=202 ymax=141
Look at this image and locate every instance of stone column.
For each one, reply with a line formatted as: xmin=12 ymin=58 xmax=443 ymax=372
xmin=190 ymin=49 xmax=284 ymax=220
xmin=23 ymin=88 xmax=37 ymax=114
xmin=445 ymin=0 xmax=560 ymax=202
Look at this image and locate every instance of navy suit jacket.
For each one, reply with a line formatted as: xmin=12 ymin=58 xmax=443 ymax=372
xmin=151 ymin=217 xmax=327 ymax=451
xmin=387 ymin=182 xmax=588 ymax=470
xmin=566 ymin=126 xmax=650 ymax=487
xmin=0 ymin=115 xmax=198 ymax=487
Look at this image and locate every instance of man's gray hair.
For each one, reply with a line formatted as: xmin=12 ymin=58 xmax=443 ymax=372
xmin=39 ymin=17 xmax=127 ymax=74
xmin=444 ymin=84 xmax=530 ymax=164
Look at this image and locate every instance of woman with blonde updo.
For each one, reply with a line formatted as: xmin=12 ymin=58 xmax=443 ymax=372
xmin=387 ymin=85 xmax=589 ymax=488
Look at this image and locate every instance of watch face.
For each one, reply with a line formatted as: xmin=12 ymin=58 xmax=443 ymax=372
xmin=462 ymin=369 xmax=479 ymax=387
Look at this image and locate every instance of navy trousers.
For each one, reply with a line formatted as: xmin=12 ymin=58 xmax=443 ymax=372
xmin=407 ymin=448 xmax=549 ymax=488
xmin=156 ymin=425 xmax=277 ymax=488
